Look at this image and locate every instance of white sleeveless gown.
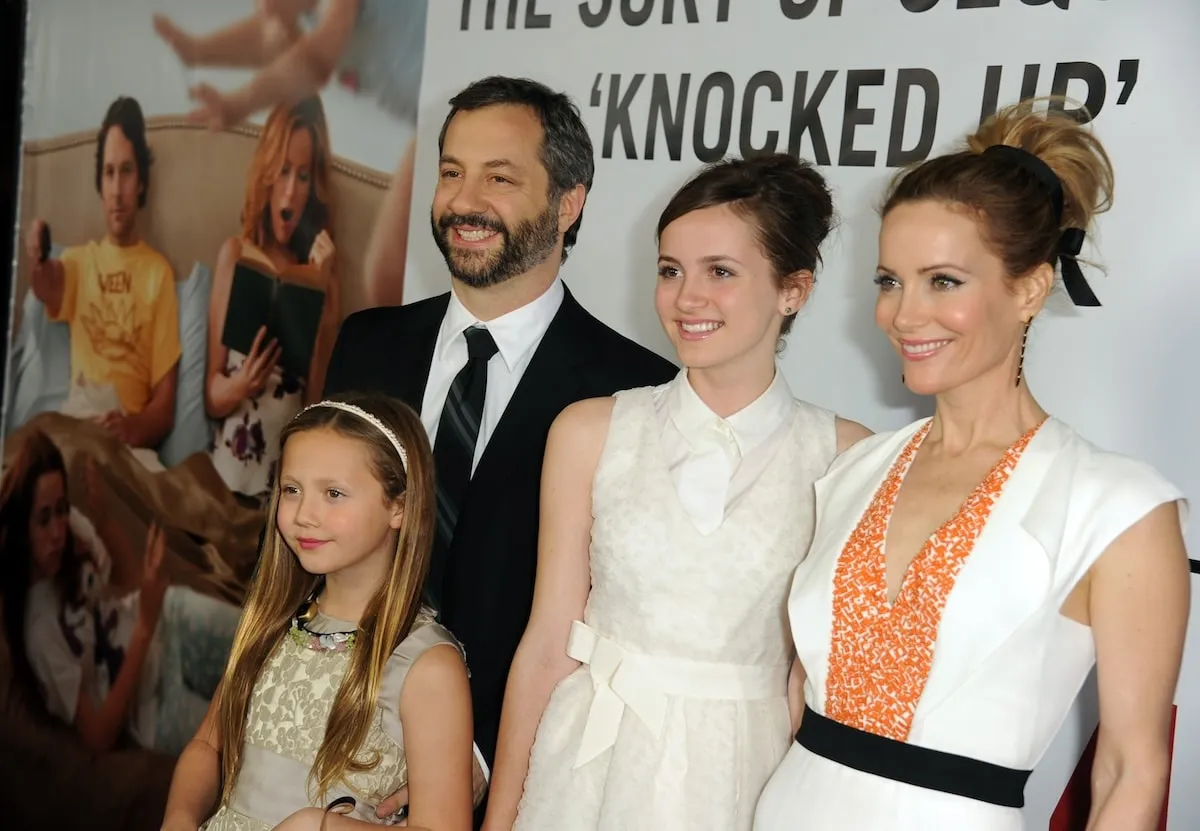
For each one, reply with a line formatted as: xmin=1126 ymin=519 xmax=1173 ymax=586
xmin=753 ymin=417 xmax=1187 ymax=830
xmin=513 ymin=385 xmax=837 ymax=830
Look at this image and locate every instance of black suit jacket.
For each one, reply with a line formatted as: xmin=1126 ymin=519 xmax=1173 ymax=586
xmin=323 ymin=285 xmax=677 ymax=765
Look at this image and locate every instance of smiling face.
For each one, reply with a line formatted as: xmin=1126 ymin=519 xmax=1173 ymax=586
xmin=655 ymin=203 xmax=803 ymax=374
xmin=268 ymin=126 xmax=315 ymax=249
xmin=275 ymin=428 xmax=403 ymax=582
xmin=875 ymin=200 xmax=1050 ymax=396
xmin=431 ymin=104 xmax=564 ymax=288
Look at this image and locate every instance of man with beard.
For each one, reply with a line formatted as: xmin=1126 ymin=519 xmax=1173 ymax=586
xmin=322 ymin=75 xmax=676 ymax=821
xmin=24 ymin=96 xmax=180 ymax=453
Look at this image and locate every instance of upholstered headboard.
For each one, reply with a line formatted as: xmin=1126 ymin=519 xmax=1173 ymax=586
xmin=13 ymin=113 xmax=392 ymax=333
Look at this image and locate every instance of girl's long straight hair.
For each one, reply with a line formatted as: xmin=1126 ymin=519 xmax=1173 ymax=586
xmin=215 ymin=393 xmax=436 ymax=806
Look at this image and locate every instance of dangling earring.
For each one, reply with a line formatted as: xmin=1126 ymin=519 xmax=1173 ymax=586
xmin=1015 ymin=319 xmax=1031 ymax=387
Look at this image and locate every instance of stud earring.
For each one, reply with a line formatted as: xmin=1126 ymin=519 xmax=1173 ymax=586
xmin=784 ymin=306 xmax=793 ymax=315
xmin=1015 ymin=319 xmax=1031 ymax=387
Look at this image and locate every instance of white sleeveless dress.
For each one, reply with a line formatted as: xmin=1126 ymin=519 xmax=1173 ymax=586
xmin=753 ymin=416 xmax=1188 ymax=831
xmin=513 ymin=379 xmax=837 ymax=830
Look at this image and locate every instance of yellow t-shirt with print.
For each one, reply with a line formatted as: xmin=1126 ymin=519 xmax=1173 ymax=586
xmin=52 ymin=237 xmax=181 ymax=415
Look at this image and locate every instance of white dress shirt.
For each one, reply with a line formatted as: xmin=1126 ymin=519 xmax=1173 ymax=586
xmin=418 ymin=278 xmax=563 ymax=784
xmin=420 ymin=277 xmax=565 ymax=472
xmin=652 ymin=367 xmax=796 ymax=535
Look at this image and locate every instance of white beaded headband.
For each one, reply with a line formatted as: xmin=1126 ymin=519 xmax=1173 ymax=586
xmin=299 ymin=400 xmax=409 ymax=471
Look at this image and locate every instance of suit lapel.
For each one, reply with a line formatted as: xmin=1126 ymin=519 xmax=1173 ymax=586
xmin=471 ymin=286 xmax=595 ymax=483
xmin=396 ymin=294 xmax=450 ymax=413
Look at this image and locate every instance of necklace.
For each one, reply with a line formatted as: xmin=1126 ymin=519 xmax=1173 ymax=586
xmin=288 ymin=591 xmax=358 ymax=653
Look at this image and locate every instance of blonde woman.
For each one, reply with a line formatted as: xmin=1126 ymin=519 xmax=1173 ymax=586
xmin=206 ymin=96 xmax=340 ymax=504
xmin=754 ymin=101 xmax=1190 ymax=831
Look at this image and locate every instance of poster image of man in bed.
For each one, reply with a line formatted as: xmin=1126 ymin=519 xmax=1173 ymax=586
xmin=0 ymin=8 xmax=425 ymax=826
xmin=23 ymin=96 xmax=180 ymax=453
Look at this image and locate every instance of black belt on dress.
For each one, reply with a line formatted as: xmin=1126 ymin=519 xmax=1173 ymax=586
xmin=795 ymin=704 xmax=1032 ymax=808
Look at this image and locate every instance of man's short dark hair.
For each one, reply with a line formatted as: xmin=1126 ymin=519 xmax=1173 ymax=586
xmin=438 ymin=76 xmax=594 ymax=261
xmin=95 ymin=96 xmax=153 ymax=209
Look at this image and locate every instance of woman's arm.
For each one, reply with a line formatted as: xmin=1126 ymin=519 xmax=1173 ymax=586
xmin=206 ymin=238 xmax=244 ymax=420
xmin=399 ymin=644 xmax=475 ymax=831
xmin=305 ymin=284 xmax=339 ymax=405
xmin=481 ymin=397 xmax=613 ymax=831
xmin=73 ymin=623 xmax=155 ymax=752
xmin=364 ymin=139 xmax=416 ymax=308
xmin=1085 ymin=500 xmax=1189 ymax=831
xmin=74 ymin=526 xmax=169 ymax=752
xmin=206 ymin=238 xmax=281 ymax=420
xmin=305 ymin=230 xmax=341 ymax=405
xmin=161 ymin=698 xmax=225 ymax=831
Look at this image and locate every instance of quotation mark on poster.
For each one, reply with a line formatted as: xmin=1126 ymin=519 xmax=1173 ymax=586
xmin=1115 ymin=59 xmax=1139 ymax=105
xmin=980 ymin=60 xmax=1141 ymax=124
xmin=589 ymin=59 xmax=1143 ymax=166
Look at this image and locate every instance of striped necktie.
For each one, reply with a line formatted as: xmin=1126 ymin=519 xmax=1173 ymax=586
xmin=428 ymin=325 xmax=499 ymax=609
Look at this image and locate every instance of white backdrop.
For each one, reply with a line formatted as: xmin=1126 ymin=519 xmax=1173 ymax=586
xmin=405 ymin=2 xmax=1200 ymax=828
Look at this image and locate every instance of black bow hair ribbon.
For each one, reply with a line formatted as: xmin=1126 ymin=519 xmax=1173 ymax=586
xmin=983 ymin=144 xmax=1101 ymax=307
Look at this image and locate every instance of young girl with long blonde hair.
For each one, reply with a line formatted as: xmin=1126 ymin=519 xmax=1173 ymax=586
xmin=161 ymin=392 xmax=474 ymax=831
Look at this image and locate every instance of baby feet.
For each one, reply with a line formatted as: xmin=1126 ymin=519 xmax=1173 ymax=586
xmin=152 ymin=14 xmax=197 ymax=66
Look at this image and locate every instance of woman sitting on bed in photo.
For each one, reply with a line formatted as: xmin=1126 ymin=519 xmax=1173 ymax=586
xmin=206 ymin=96 xmax=341 ymax=506
xmin=0 ymin=429 xmax=243 ymax=758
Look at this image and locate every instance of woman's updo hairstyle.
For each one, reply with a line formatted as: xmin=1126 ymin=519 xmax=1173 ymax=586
xmin=656 ymin=152 xmax=836 ymax=335
xmin=881 ymin=97 xmax=1115 ymax=303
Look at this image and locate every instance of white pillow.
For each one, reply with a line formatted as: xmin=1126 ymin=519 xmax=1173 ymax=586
xmin=158 ymin=260 xmax=216 ymax=466
xmin=4 ymin=244 xmax=72 ymax=432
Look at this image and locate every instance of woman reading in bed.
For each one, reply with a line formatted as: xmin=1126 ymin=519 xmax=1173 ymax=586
xmin=205 ymin=96 xmax=341 ymax=506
